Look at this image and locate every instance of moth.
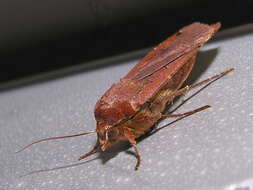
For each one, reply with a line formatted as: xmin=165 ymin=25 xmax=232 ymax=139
xmin=18 ymin=22 xmax=234 ymax=170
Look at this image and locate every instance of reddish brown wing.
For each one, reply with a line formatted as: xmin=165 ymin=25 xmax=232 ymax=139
xmin=95 ymin=22 xmax=220 ymax=125
xmin=126 ymin=22 xmax=220 ymax=80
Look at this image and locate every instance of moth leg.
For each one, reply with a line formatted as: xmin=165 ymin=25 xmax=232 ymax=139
xmin=124 ymin=127 xmax=141 ymax=170
xmin=162 ymin=105 xmax=210 ymax=118
xmin=174 ymin=68 xmax=234 ymax=98
xmin=78 ymin=143 xmax=98 ymax=160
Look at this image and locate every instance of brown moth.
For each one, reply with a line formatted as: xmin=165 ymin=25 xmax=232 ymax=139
xmin=18 ymin=22 xmax=234 ymax=170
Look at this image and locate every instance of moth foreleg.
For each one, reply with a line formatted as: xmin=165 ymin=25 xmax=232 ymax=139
xmin=78 ymin=144 xmax=98 ymax=160
xmin=132 ymin=143 xmax=141 ymax=170
xmin=124 ymin=127 xmax=141 ymax=170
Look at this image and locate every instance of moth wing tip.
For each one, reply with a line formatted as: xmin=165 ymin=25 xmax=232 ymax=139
xmin=211 ymin=22 xmax=221 ymax=32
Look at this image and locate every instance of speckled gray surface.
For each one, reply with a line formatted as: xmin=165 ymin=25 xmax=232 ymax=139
xmin=1 ymin=25 xmax=253 ymax=190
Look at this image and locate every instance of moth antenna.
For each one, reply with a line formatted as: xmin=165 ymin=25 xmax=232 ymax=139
xmin=16 ymin=131 xmax=96 ymax=153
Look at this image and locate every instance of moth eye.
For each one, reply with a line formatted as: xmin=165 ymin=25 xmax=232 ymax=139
xmin=98 ymin=131 xmax=105 ymax=141
xmin=107 ymin=130 xmax=117 ymax=139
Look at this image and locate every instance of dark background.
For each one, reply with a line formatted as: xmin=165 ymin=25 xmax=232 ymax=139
xmin=0 ymin=0 xmax=252 ymax=83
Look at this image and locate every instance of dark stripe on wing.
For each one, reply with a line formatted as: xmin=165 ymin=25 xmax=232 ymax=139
xmin=133 ymin=47 xmax=192 ymax=80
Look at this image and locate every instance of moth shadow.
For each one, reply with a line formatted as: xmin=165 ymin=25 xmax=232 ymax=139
xmin=20 ymin=157 xmax=99 ymax=177
xmin=186 ymin=47 xmax=219 ymax=85
xmin=97 ymin=141 xmax=132 ymax=165
xmin=20 ymin=142 xmax=132 ymax=177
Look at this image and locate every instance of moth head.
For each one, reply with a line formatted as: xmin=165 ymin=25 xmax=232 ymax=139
xmin=97 ymin=123 xmax=120 ymax=151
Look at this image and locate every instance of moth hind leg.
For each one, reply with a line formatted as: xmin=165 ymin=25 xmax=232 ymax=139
xmin=174 ymin=68 xmax=234 ymax=98
xmin=162 ymin=105 xmax=211 ymax=118
xmin=163 ymin=68 xmax=234 ymax=118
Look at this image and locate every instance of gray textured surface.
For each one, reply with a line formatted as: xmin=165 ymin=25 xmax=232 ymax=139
xmin=0 ymin=25 xmax=253 ymax=190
